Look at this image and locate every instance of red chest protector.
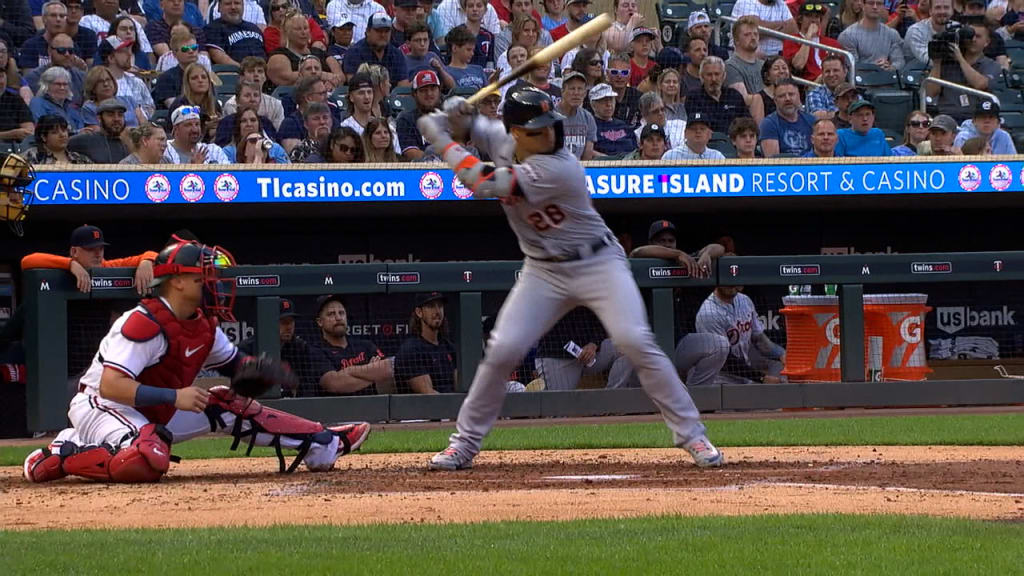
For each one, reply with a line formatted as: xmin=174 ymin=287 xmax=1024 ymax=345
xmin=121 ymin=298 xmax=218 ymax=425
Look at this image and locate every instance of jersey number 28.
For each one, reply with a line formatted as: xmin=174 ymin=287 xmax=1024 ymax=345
xmin=527 ymin=205 xmax=566 ymax=231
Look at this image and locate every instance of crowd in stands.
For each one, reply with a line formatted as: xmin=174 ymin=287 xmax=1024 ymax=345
xmin=0 ymin=0 xmax=1019 ymax=164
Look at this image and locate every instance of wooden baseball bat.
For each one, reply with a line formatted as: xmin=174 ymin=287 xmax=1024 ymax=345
xmin=465 ymin=12 xmax=614 ymax=105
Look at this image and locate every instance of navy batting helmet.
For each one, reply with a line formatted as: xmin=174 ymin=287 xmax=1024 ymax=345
xmin=503 ymin=86 xmax=565 ymax=130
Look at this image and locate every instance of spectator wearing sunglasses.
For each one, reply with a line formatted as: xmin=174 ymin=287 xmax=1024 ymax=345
xmin=152 ymin=26 xmax=208 ymax=108
xmin=891 ymin=110 xmax=932 ymax=155
xmin=606 ymin=52 xmax=641 ymax=127
xmin=165 ymin=104 xmax=230 ymax=163
xmin=18 ymin=1 xmax=83 ymax=70
xmin=23 ymin=33 xmax=86 ymax=104
xmin=322 ymin=126 xmax=365 ymax=163
xmin=783 ymin=2 xmax=842 ymax=81
xmin=265 ymin=1 xmax=328 ymax=55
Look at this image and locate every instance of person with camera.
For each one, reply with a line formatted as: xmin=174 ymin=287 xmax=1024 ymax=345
xmin=926 ymin=22 xmax=1000 ymax=122
xmin=223 ymin=107 xmax=290 ymax=163
xmin=904 ymin=0 xmax=954 ymax=67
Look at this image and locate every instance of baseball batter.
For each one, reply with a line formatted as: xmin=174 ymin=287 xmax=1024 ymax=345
xmin=417 ymin=86 xmax=723 ymax=470
xmin=24 ymin=241 xmax=370 ymax=483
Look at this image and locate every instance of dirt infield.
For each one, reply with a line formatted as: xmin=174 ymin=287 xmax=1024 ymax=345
xmin=3 ymin=446 xmax=1022 ymax=530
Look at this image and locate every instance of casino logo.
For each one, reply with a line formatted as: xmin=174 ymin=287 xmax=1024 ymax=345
xmin=419 ymin=171 xmax=443 ymax=199
xmin=989 ymin=164 xmax=1012 ymax=191
xmin=452 ymin=174 xmax=473 ymax=199
xmin=214 ymin=173 xmax=239 ymax=202
xmin=179 ymin=173 xmax=206 ymax=202
xmin=145 ymin=174 xmax=171 ymax=203
xmin=958 ymin=164 xmax=981 ymax=191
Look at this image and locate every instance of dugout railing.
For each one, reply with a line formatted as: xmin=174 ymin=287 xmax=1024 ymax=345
xmin=21 ymin=253 xmax=1024 ymax=431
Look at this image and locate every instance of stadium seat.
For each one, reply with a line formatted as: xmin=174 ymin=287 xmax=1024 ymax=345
xmin=271 ymin=85 xmax=294 ymax=100
xmin=390 ymin=94 xmax=415 ymax=115
xmin=330 ymin=85 xmax=348 ymax=103
xmin=1000 ymin=112 xmax=1024 ymax=151
xmin=212 ymin=64 xmax=241 ymax=75
xmin=992 ymin=88 xmax=1024 ymax=113
xmin=453 ymin=86 xmax=477 ymax=97
xmin=867 ymin=90 xmax=914 ymax=133
xmin=215 ymin=73 xmax=238 ymax=96
xmin=900 ymin=64 xmax=929 ymax=90
xmin=854 ymin=64 xmax=899 ymax=89
xmin=709 ymin=138 xmax=736 ymax=157
xmin=150 ymin=109 xmax=170 ymax=131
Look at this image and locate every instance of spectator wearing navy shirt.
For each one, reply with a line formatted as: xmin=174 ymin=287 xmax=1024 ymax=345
xmin=22 ymin=33 xmax=86 ymax=104
xmin=204 ymin=0 xmax=265 ymax=67
xmin=462 ymin=0 xmax=495 ymax=67
xmin=591 ymin=83 xmax=637 ymax=156
xmin=146 ymin=0 xmax=208 ymax=59
xmin=759 ymin=79 xmax=814 ymax=157
xmin=684 ymin=55 xmax=755 ymax=134
xmin=328 ymin=15 xmax=356 ymax=68
xmin=151 ymin=27 xmax=201 ymax=108
xmin=396 ymin=68 xmax=441 ymax=159
xmin=18 ymin=1 xmax=92 ymax=70
xmin=445 ymin=24 xmax=487 ymax=90
xmin=343 ymin=12 xmax=410 ymax=86
xmin=835 ymin=99 xmax=891 ymax=157
xmin=404 ymin=21 xmax=454 ymax=88
xmin=391 ymin=0 xmax=440 ymax=53
xmin=59 ymin=0 xmax=97 ymax=63
xmin=393 ymin=292 xmax=457 ymax=394
xmin=1 ymin=0 xmax=35 ymax=48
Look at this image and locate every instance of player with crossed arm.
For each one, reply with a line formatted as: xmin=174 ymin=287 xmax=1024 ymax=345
xmin=417 ymin=86 xmax=723 ymax=470
xmin=24 ymin=241 xmax=370 ymax=483
xmin=695 ymin=283 xmax=786 ymax=384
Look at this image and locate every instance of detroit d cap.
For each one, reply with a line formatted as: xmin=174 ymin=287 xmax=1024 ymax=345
xmin=648 ymin=220 xmax=676 ymax=241
xmin=70 ymin=225 xmax=110 ymax=248
xmin=279 ymin=298 xmax=298 ymax=318
xmin=414 ymin=291 xmax=446 ymax=307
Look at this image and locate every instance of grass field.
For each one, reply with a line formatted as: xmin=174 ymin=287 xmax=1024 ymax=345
xmin=3 ymin=412 xmax=1022 ymax=574
xmin=2 ymin=412 xmax=1022 ymax=465
xmin=2 ymin=515 xmax=1022 ymax=575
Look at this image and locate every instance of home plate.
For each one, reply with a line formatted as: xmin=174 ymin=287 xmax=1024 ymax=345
xmin=544 ymin=475 xmax=640 ymax=481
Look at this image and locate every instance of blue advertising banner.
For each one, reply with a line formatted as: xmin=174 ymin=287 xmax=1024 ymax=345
xmin=29 ymin=159 xmax=1022 ymax=206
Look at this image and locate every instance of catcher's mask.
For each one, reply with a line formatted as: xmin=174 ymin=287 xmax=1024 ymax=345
xmin=0 ymin=154 xmax=35 ymax=237
xmin=151 ymin=241 xmax=237 ymax=321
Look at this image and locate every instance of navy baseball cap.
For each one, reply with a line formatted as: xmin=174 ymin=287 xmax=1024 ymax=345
xmin=687 ymin=111 xmax=711 ymax=127
xmin=280 ymin=298 xmax=298 ymax=318
xmin=648 ymin=220 xmax=677 ymax=241
xmin=415 ymin=292 xmax=446 ymax=307
xmin=70 ymin=225 xmax=110 ymax=248
xmin=316 ymin=294 xmax=345 ymax=314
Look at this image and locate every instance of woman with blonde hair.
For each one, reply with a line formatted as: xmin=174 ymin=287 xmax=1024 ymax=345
xmin=267 ymin=11 xmax=342 ymax=90
xmin=263 ymin=2 xmax=327 ymax=54
xmin=82 ymin=67 xmax=141 ymax=128
xmin=657 ymin=67 xmax=685 ymax=121
xmin=362 ymin=116 xmax=398 ymax=163
xmin=120 ymin=123 xmax=171 ymax=164
xmin=356 ymin=63 xmax=393 ymax=119
xmin=169 ymin=63 xmax=222 ymax=140
xmin=892 ymin=110 xmax=933 ymax=156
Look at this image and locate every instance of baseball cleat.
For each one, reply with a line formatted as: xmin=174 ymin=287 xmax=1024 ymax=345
xmin=428 ymin=446 xmax=474 ymax=470
xmin=330 ymin=422 xmax=371 ymax=456
xmin=683 ymin=435 xmax=724 ymax=468
xmin=23 ymin=448 xmax=67 ymax=483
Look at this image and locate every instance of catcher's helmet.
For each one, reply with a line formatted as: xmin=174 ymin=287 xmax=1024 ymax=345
xmin=151 ymin=241 xmax=237 ymax=321
xmin=0 ymin=154 xmax=35 ymax=237
xmin=503 ymin=86 xmax=565 ymax=130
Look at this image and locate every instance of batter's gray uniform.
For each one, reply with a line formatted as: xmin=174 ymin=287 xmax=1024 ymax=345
xmin=696 ymin=291 xmax=785 ymax=384
xmin=441 ymin=116 xmax=708 ymax=457
xmin=608 ymin=333 xmax=730 ymax=388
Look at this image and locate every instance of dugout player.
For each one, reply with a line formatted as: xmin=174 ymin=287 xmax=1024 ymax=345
xmin=23 ymin=241 xmax=370 ymax=483
xmin=610 ymin=220 xmax=731 ymax=388
xmin=416 ymin=87 xmax=723 ymax=470
xmin=22 ymin=225 xmax=158 ymax=295
xmin=313 ymin=294 xmax=395 ymax=395
xmin=533 ymin=307 xmax=621 ymax=390
xmin=696 ymin=282 xmax=786 ymax=384
xmin=240 ymin=298 xmax=332 ymax=397
xmin=392 ymin=292 xmax=457 ymax=394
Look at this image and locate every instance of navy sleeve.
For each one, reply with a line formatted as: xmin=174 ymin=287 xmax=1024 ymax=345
xmin=152 ymin=70 xmax=182 ymax=107
xmin=204 ymin=20 xmax=227 ymax=52
xmin=75 ymin=27 xmax=98 ymax=60
xmin=276 ymin=116 xmax=304 ymax=140
xmin=395 ymin=112 xmax=423 ymax=152
xmin=2 ymin=0 xmax=36 ymax=47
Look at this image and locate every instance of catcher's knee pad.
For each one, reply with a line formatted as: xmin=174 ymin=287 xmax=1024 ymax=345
xmin=206 ymin=386 xmax=331 ymax=473
xmin=62 ymin=423 xmax=173 ymax=483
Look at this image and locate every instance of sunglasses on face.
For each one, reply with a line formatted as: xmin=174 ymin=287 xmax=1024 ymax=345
xmin=608 ymin=68 xmax=629 ymax=77
xmin=271 ymin=3 xmax=289 ymax=9
xmin=179 ymin=43 xmax=199 ymax=53
xmin=588 ymin=59 xmax=602 ymax=66
xmin=802 ymin=4 xmax=826 ymax=12
xmin=53 ymin=47 xmax=75 ymax=55
xmin=909 ymin=119 xmax=931 ymax=128
xmin=334 ymin=142 xmax=355 ymax=153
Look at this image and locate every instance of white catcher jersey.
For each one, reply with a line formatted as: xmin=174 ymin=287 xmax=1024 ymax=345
xmin=696 ymin=291 xmax=763 ymax=363
xmin=470 ymin=117 xmax=612 ymax=260
xmin=77 ymin=298 xmax=238 ymax=393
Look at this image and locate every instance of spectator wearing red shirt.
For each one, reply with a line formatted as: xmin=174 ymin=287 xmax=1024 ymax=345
xmin=490 ymin=0 xmax=542 ymax=26
xmin=551 ymin=0 xmax=590 ymax=41
xmin=782 ymin=2 xmax=842 ymax=81
xmin=628 ymin=27 xmax=656 ymax=87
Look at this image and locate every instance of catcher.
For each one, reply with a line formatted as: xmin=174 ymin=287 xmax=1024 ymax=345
xmin=24 ymin=240 xmax=370 ymax=483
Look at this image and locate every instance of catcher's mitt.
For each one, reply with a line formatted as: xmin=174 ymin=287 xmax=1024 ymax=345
xmin=231 ymin=354 xmax=296 ymax=398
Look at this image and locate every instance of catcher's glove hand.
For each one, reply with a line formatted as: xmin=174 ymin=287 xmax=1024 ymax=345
xmin=231 ymin=354 xmax=296 ymax=398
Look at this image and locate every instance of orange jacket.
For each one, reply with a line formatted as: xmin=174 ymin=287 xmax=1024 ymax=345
xmin=21 ymin=251 xmax=159 ymax=271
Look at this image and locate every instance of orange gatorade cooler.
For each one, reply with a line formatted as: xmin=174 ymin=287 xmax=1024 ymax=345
xmin=780 ymin=295 xmax=844 ymax=382
xmin=863 ymin=294 xmax=932 ymax=381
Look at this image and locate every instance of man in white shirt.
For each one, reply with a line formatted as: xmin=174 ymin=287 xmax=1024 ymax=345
xmin=662 ymin=112 xmax=725 ymax=160
xmin=80 ymin=0 xmax=155 ymax=54
xmin=338 ymin=72 xmax=401 ymax=152
xmin=326 ymin=0 xmax=389 ymax=44
xmin=165 ymin=105 xmax=230 ymax=164
xmin=730 ymin=0 xmax=797 ymax=56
